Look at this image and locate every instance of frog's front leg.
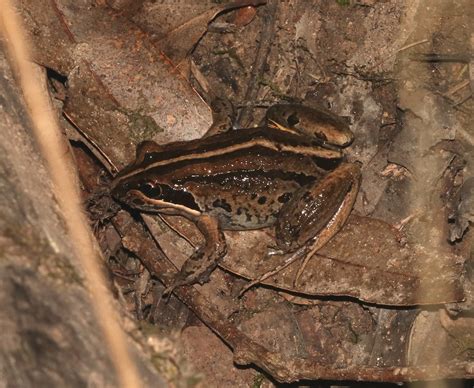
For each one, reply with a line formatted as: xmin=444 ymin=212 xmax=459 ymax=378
xmin=164 ymin=214 xmax=227 ymax=294
xmin=202 ymin=96 xmax=235 ymax=138
xmin=276 ymin=162 xmax=361 ymax=254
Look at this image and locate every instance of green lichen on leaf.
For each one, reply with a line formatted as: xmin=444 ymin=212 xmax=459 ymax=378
xmin=125 ymin=110 xmax=164 ymax=143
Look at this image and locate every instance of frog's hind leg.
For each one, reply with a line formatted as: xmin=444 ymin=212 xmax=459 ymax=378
xmin=240 ymin=163 xmax=361 ymax=295
xmin=163 ymin=214 xmax=227 ymax=296
xmin=276 ymin=162 xmax=361 ymax=286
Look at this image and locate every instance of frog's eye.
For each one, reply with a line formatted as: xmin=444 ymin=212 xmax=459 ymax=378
xmin=143 ymin=153 xmax=154 ymax=162
xmin=286 ymin=112 xmax=300 ymax=127
xmin=140 ymin=182 xmax=162 ymax=198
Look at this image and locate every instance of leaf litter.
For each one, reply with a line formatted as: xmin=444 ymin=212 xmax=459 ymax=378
xmin=19 ymin=0 xmax=474 ymax=384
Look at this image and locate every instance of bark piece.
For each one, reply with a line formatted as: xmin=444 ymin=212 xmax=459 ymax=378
xmin=0 ymin=47 xmax=164 ymax=387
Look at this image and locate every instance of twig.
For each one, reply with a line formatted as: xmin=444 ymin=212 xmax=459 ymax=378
xmin=235 ymin=0 xmax=278 ymax=128
xmin=457 ymin=127 xmax=474 ymax=147
xmin=367 ymin=39 xmax=429 ymax=70
xmin=453 ymin=93 xmax=472 ymax=107
xmin=158 ymin=214 xmax=197 ymax=249
xmin=445 ymin=79 xmax=470 ymax=96
xmin=63 ymin=110 xmax=118 ymax=174
xmin=411 ymin=53 xmax=472 ymax=63
xmin=397 ymin=39 xmax=430 ymax=53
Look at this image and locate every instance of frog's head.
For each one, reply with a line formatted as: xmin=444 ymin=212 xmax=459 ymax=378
xmin=266 ymin=104 xmax=354 ymax=148
xmin=110 ymin=140 xmax=200 ymax=213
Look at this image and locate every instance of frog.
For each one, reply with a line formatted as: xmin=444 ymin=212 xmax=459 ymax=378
xmin=111 ymin=104 xmax=361 ymax=293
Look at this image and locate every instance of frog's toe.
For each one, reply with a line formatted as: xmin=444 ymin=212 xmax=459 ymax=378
xmin=266 ymin=246 xmax=285 ymax=256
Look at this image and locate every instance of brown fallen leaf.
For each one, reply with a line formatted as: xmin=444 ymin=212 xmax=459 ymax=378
xmin=221 ymin=215 xmax=464 ymax=306
xmin=126 ymin=0 xmax=267 ymax=64
xmin=148 ymin=213 xmax=464 ymax=306
xmin=115 ymin=210 xmax=473 ymax=383
xmin=19 ymin=0 xmax=213 ymax=168
xmin=237 ymin=299 xmax=413 ymax=369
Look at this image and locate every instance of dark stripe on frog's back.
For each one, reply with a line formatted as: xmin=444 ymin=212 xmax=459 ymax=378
xmin=176 ymin=169 xmax=316 ymax=192
xmin=133 ymin=127 xmax=341 ymax=170
xmin=141 ymin=145 xmax=326 ymax=184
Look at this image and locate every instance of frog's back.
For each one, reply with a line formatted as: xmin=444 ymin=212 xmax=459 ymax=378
xmin=156 ymin=146 xmax=321 ymax=230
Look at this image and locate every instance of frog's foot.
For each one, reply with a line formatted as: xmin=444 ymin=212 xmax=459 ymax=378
xmin=163 ymin=216 xmax=227 ymax=296
xmin=162 ymin=248 xmax=218 ymax=297
xmin=239 ymin=244 xmax=310 ymax=297
xmin=266 ymin=245 xmax=284 ymax=256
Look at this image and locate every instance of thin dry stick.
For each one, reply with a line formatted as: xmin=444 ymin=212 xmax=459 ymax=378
xmin=445 ymin=79 xmax=470 ymax=96
xmin=235 ymin=0 xmax=278 ymax=128
xmin=397 ymin=38 xmax=429 ymax=53
xmin=368 ymin=38 xmax=430 ymax=70
xmin=0 ymin=2 xmax=141 ymax=387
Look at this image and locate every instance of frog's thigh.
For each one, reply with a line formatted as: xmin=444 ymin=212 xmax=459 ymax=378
xmin=275 ymin=162 xmax=361 ymax=252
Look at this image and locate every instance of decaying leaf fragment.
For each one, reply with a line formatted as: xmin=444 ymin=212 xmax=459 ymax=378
xmin=144 ymin=0 xmax=267 ymax=63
